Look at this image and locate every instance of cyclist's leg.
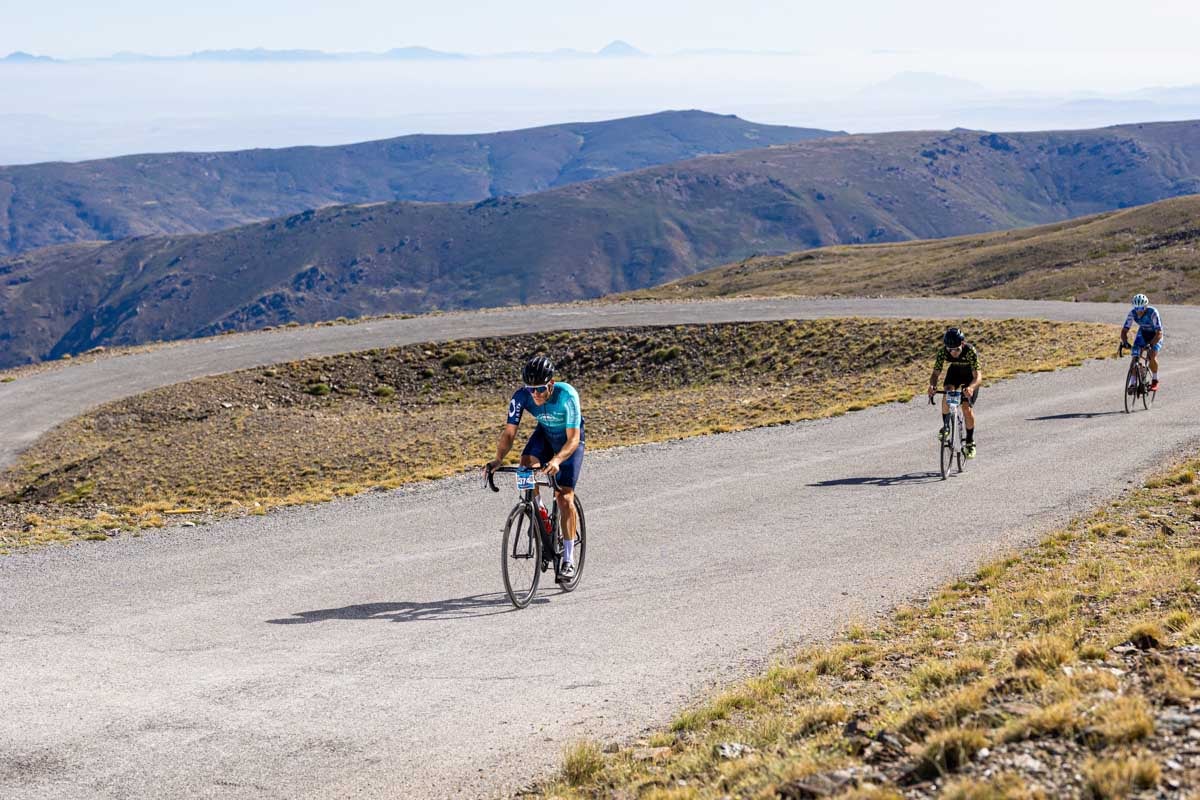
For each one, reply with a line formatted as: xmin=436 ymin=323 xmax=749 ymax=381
xmin=553 ymin=443 xmax=584 ymax=544
xmin=1149 ymin=340 xmax=1162 ymax=379
xmin=962 ymin=389 xmax=978 ymax=455
xmin=963 ymin=389 xmax=978 ymax=440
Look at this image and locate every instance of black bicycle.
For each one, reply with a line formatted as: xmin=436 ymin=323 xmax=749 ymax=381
xmin=1119 ymin=342 xmax=1156 ymax=413
xmin=486 ymin=465 xmax=587 ymax=609
xmin=930 ymin=387 xmax=968 ymax=479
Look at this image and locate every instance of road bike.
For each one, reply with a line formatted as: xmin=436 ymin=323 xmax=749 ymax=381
xmin=1119 ymin=342 xmax=1156 ymax=413
xmin=486 ymin=465 xmax=587 ymax=609
xmin=930 ymin=387 xmax=969 ymax=479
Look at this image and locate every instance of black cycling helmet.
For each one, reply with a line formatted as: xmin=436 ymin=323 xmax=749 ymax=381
xmin=943 ymin=327 xmax=965 ymax=348
xmin=522 ymin=354 xmax=555 ymax=385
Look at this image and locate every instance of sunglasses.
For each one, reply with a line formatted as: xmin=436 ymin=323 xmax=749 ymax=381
xmin=525 ymin=384 xmax=551 ymax=394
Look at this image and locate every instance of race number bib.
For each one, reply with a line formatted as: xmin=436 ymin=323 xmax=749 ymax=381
xmin=516 ymin=468 xmax=536 ymax=491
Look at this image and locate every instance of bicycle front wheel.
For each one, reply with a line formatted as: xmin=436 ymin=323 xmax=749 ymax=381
xmin=940 ymin=440 xmax=953 ymax=480
xmin=1124 ymin=362 xmax=1138 ymax=413
xmin=501 ymin=504 xmax=542 ymax=609
xmin=1140 ymin=371 xmax=1150 ymax=410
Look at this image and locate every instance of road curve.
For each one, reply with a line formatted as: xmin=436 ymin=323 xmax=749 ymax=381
xmin=2 ymin=298 xmax=1199 ymax=799
xmin=0 ymin=297 xmax=1144 ymax=469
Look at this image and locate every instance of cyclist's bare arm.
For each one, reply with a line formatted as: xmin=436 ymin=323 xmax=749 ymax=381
xmin=1120 ymin=325 xmax=1131 ymax=346
xmin=967 ymin=370 xmax=981 ymax=397
xmin=488 ymin=423 xmax=520 ymax=470
xmin=543 ymin=428 xmax=581 ymax=477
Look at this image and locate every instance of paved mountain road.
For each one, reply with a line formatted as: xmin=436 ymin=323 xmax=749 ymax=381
xmin=2 ymin=298 xmax=1199 ymax=799
xmin=0 ymin=297 xmax=1146 ymax=469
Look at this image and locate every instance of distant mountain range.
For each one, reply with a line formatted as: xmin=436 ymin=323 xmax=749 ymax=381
xmin=0 ymin=110 xmax=840 ymax=257
xmin=2 ymin=119 xmax=1199 ymax=367
xmin=1 ymin=41 xmax=651 ymax=63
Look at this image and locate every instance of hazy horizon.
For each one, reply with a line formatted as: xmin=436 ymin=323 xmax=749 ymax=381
xmin=4 ymin=0 xmax=1198 ymax=61
xmin=3 ymin=0 xmax=1200 ymax=165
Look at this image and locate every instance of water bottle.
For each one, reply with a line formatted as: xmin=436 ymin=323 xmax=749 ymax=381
xmin=536 ymin=498 xmax=551 ymax=533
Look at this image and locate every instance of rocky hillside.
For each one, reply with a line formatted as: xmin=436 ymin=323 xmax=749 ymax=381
xmin=0 ymin=110 xmax=839 ymax=256
xmin=2 ymin=119 xmax=1200 ymax=367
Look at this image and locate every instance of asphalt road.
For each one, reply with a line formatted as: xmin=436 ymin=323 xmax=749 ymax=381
xmin=2 ymin=298 xmax=1198 ymax=799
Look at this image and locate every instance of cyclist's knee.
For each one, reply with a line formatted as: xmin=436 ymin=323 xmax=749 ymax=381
xmin=556 ymin=488 xmax=575 ymax=504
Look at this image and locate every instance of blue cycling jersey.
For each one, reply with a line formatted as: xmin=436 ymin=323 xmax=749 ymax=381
xmin=1124 ymin=306 xmax=1163 ymax=341
xmin=506 ymin=381 xmax=583 ymax=449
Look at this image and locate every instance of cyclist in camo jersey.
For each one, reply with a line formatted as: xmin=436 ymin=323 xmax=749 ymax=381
xmin=927 ymin=327 xmax=982 ymax=459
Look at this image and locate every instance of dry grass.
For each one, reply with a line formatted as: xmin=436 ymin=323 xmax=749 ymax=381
xmin=532 ymin=453 xmax=1200 ymax=798
xmin=1082 ymin=755 xmax=1161 ymax=799
xmin=561 ymin=740 xmax=605 ymax=786
xmin=0 ymin=317 xmax=1115 ymax=551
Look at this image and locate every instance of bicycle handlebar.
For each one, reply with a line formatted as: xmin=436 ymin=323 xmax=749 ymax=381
xmin=485 ymin=464 xmax=561 ymax=493
xmin=928 ymin=386 xmax=969 ymax=404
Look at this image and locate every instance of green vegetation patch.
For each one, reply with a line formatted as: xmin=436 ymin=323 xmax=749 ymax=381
xmin=0 ymin=317 xmax=1114 ymax=550
xmin=531 ymin=457 xmax=1200 ymax=798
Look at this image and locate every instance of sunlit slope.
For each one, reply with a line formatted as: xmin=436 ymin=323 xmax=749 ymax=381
xmin=632 ymin=194 xmax=1200 ymax=304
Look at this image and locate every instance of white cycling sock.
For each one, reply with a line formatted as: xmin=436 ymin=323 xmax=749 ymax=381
xmin=562 ymin=538 xmax=574 ymax=565
xmin=1153 ymin=372 xmax=1159 ymax=380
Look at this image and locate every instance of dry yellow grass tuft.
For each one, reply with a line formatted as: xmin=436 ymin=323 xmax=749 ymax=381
xmin=1082 ymin=754 xmax=1161 ymax=799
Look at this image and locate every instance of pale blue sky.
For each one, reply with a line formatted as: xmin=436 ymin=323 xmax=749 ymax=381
xmin=4 ymin=0 xmax=1199 ymax=59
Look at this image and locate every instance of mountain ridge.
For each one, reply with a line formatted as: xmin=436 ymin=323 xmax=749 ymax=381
xmin=0 ymin=110 xmax=841 ymax=257
xmin=1 ymin=41 xmax=649 ymax=63
xmin=3 ymin=119 xmax=1200 ymax=367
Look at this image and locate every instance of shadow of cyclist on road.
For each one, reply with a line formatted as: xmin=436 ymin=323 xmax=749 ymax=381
xmin=266 ymin=592 xmax=542 ymax=624
xmin=807 ymin=471 xmax=942 ymax=488
xmin=1026 ymin=411 xmax=1126 ymax=421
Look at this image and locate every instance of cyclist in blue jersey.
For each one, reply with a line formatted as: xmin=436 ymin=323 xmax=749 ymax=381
xmin=485 ymin=355 xmax=584 ymax=581
xmin=1121 ymin=293 xmax=1164 ymax=391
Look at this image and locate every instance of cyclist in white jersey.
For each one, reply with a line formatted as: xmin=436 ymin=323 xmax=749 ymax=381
xmin=1121 ymin=293 xmax=1164 ymax=391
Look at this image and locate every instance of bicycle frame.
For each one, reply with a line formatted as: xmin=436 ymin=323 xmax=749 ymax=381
xmin=930 ymin=387 xmax=968 ymax=478
xmin=1120 ymin=343 xmax=1155 ymax=412
xmin=488 ymin=465 xmax=563 ymax=571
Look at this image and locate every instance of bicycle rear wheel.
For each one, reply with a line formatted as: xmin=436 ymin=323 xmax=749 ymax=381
xmin=501 ymin=504 xmax=541 ymax=609
xmin=553 ymin=497 xmax=587 ymax=592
